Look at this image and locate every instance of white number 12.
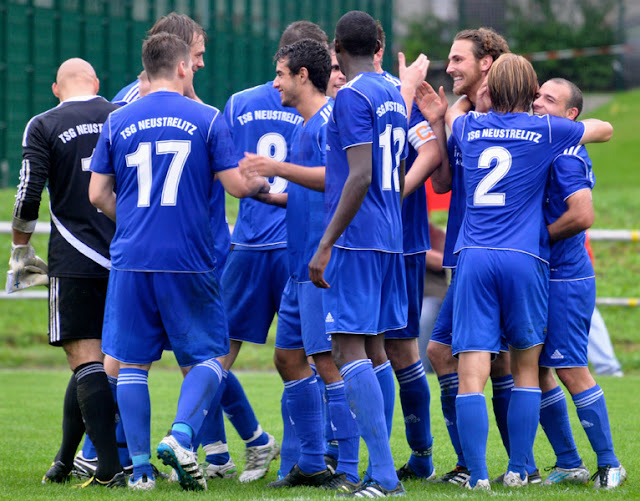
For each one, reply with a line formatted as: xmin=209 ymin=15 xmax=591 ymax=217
xmin=379 ymin=124 xmax=406 ymax=191
xmin=126 ymin=140 xmax=191 ymax=207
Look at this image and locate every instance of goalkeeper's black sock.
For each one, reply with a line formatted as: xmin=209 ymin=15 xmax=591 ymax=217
xmin=75 ymin=362 xmax=122 ymax=480
xmin=56 ymin=373 xmax=85 ymax=468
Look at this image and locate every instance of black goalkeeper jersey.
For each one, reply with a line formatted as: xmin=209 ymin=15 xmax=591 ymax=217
xmin=13 ymin=96 xmax=119 ymax=278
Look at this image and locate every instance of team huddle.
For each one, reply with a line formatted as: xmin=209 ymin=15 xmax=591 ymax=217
xmin=9 ymin=8 xmax=626 ymax=496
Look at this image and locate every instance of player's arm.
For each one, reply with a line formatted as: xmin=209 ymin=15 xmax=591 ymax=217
xmin=239 ymin=152 xmax=325 ymax=192
xmin=403 ymin=138 xmax=441 ymax=198
xmin=309 ymin=144 xmax=372 ymax=288
xmin=398 ymin=52 xmax=429 ymax=121
xmin=217 ymin=167 xmax=270 ymax=198
xmin=547 ymin=188 xmax=594 ymax=241
xmin=415 ymin=82 xmax=451 ymax=193
xmin=445 ymin=95 xmax=472 ymax=130
xmin=8 ymin=118 xmax=51 ymax=292
xmin=253 ymin=192 xmax=288 ymax=208
xmin=579 ymin=119 xmax=613 ymax=144
xmin=88 ymin=173 xmax=116 ymax=221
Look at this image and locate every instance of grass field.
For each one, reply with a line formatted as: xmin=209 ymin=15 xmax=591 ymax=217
xmin=0 ymin=90 xmax=638 ymax=499
xmin=1 ymin=370 xmax=636 ymax=499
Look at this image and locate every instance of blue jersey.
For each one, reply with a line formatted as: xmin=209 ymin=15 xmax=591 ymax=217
xmin=442 ymin=135 xmax=466 ymax=268
xmin=112 ymin=80 xmax=140 ymax=106
xmin=545 ymin=144 xmax=595 ymax=279
xmin=287 ymin=102 xmax=332 ymax=282
xmin=403 ymin=101 xmax=435 ymax=254
xmin=325 ymin=72 xmax=408 ymax=253
xmin=452 ymin=111 xmax=585 ymax=260
xmin=91 ymin=90 xmax=236 ymax=272
xmin=224 ymin=82 xmax=303 ymax=249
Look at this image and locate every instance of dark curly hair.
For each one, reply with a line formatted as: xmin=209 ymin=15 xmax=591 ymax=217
xmin=274 ymin=39 xmax=331 ymax=94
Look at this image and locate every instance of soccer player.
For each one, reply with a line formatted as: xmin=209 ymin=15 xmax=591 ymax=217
xmin=112 ymin=12 xmax=206 ymax=105
xmin=421 ymin=53 xmax=612 ymax=489
xmin=419 ymin=28 xmax=524 ymax=486
xmin=220 ymin=21 xmax=330 ymax=481
xmin=11 ymin=58 xmax=124 ymax=487
xmin=327 ymin=48 xmax=346 ymax=100
xmin=370 ymin=21 xmax=441 ymax=481
xmin=308 ymin=11 xmax=409 ymax=497
xmin=88 ymin=33 xmax=269 ymax=491
xmin=533 ymin=78 xmax=626 ymax=489
xmin=240 ymin=38 xmax=361 ymax=492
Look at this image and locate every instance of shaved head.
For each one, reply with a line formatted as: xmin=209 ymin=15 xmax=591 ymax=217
xmin=53 ymin=58 xmax=99 ymax=102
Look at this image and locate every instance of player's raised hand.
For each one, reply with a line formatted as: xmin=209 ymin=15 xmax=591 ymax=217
xmin=239 ymin=152 xmax=281 ymax=178
xmin=398 ymin=52 xmax=429 ymax=93
xmin=415 ymin=81 xmax=448 ymax=123
xmin=309 ymin=245 xmax=332 ymax=289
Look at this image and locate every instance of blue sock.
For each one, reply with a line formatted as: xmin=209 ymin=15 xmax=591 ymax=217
xmin=439 ymin=373 xmax=465 ymax=468
xmin=81 ymin=434 xmax=97 ymax=460
xmin=117 ymin=368 xmax=152 ymax=481
xmin=222 ymin=371 xmax=268 ymax=447
xmin=341 ymin=360 xmax=398 ymax=490
xmin=491 ymin=374 xmax=513 ymax=456
xmin=326 ymin=380 xmax=360 ymax=483
xmin=108 ymin=375 xmax=131 ymax=468
xmin=195 ymin=370 xmax=227 ymax=451
xmin=573 ymin=385 xmax=619 ymax=467
xmin=285 ymin=375 xmax=325 ymax=474
xmin=507 ymin=388 xmax=541 ymax=480
xmin=310 ymin=364 xmax=327 ymax=448
xmin=279 ymin=387 xmax=300 ymax=478
xmin=540 ymin=386 xmax=582 ymax=469
xmin=456 ymin=393 xmax=488 ymax=486
xmin=173 ymin=359 xmax=223 ymax=450
xmin=373 ymin=361 xmax=395 ymax=438
xmin=202 ymin=406 xmax=230 ymax=465
xmin=396 ymin=361 xmax=434 ymax=477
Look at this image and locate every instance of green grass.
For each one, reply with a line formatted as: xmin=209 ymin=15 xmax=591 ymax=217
xmin=1 ymin=369 xmax=637 ymax=499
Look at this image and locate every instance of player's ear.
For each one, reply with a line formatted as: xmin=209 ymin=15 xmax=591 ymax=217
xmin=566 ymin=107 xmax=579 ymax=121
xmin=298 ymin=66 xmax=309 ymax=83
xmin=94 ymin=77 xmax=100 ymax=95
xmin=52 ymin=82 xmax=59 ymax=99
xmin=479 ymin=55 xmax=493 ymax=73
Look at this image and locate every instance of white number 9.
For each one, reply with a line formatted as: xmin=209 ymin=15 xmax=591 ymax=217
xmin=256 ymin=132 xmax=288 ymax=194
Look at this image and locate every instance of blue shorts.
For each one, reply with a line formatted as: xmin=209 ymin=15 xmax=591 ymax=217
xmin=452 ymin=249 xmax=549 ymax=357
xmin=539 ymin=277 xmax=595 ymax=368
xmin=323 ymin=248 xmax=407 ymax=335
xmin=221 ymin=248 xmax=288 ymax=344
xmin=275 ymin=279 xmax=332 ymax=356
xmin=102 ymin=269 xmax=229 ymax=367
xmin=386 ymin=252 xmax=426 ymax=339
xmin=430 ymin=270 xmax=455 ymax=346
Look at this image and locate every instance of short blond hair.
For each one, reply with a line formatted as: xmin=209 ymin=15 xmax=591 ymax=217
xmin=488 ymin=54 xmax=538 ymax=113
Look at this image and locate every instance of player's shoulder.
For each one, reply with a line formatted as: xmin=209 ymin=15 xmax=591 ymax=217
xmin=381 ymin=71 xmax=402 ymax=89
xmin=229 ymin=82 xmax=275 ymax=104
xmin=555 ymin=143 xmax=591 ymax=166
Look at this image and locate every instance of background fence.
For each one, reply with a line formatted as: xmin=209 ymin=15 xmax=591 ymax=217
xmin=0 ymin=0 xmax=393 ymax=187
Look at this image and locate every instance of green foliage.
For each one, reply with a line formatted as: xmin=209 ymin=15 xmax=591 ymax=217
xmin=506 ymin=0 xmax=618 ymax=91
xmin=401 ymin=15 xmax=453 ymax=66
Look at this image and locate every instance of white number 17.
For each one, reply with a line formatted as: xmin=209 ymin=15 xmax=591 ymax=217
xmin=126 ymin=140 xmax=191 ymax=207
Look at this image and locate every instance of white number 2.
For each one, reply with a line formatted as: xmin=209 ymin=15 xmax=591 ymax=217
xmin=379 ymin=124 xmax=406 ymax=191
xmin=474 ymin=146 xmax=511 ymax=206
xmin=256 ymin=132 xmax=288 ymax=194
xmin=125 ymin=140 xmax=191 ymax=207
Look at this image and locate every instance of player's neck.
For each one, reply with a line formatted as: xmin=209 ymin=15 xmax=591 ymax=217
xmin=149 ymin=78 xmax=183 ymax=95
xmin=342 ymin=55 xmax=375 ymax=81
xmin=297 ymin=91 xmax=327 ymax=123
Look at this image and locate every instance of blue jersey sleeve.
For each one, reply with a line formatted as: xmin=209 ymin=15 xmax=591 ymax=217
xmin=552 ymin=147 xmax=594 ymax=201
xmin=333 ymin=87 xmax=372 ymax=149
xmin=90 ymin=117 xmax=114 ymax=175
xmin=208 ymin=112 xmax=238 ymax=173
xmin=548 ymin=116 xmax=585 ymax=155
